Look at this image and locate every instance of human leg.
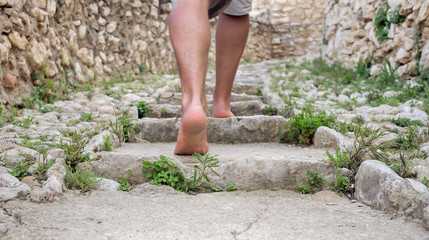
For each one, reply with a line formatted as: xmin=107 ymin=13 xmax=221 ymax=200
xmin=169 ymin=0 xmax=211 ymax=155
xmin=212 ymin=13 xmax=250 ymax=118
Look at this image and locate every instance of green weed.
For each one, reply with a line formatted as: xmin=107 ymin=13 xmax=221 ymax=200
xmin=80 ymin=112 xmax=94 ymax=122
xmin=64 ymin=168 xmax=101 ymax=192
xmin=109 ymin=109 xmax=137 ymax=143
xmin=326 ymin=147 xmax=350 ymax=196
xmin=136 ymin=101 xmax=152 ymax=118
xmin=61 ymin=130 xmax=90 ymax=171
xmin=278 ymin=108 xmax=353 ymax=146
xmin=142 ymin=154 xmax=224 ymax=193
xmin=298 ymin=170 xmax=327 ymax=194
xmin=103 ymin=135 xmax=113 ymax=151
xmin=33 ymin=156 xmax=55 ymax=181
xmin=263 ymin=105 xmax=278 ymax=116
xmin=390 ymin=153 xmax=416 ymax=178
xmin=392 ymin=118 xmax=423 ymax=128
xmin=8 ymin=160 xmax=34 ymax=180
xmin=117 ymin=170 xmax=133 ymax=192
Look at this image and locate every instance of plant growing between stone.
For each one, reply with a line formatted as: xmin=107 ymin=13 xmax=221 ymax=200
xmin=33 ymin=154 xmax=55 ymax=181
xmin=8 ymin=160 xmax=34 ymax=180
xmin=117 ymin=170 xmax=133 ymax=192
xmin=64 ymin=168 xmax=101 ymax=192
xmin=298 ymin=170 xmax=326 ymax=194
xmin=60 ymin=130 xmax=90 ymax=171
xmin=374 ymin=3 xmax=404 ymax=43
xmin=263 ymin=105 xmax=278 ymax=116
xmin=109 ymin=109 xmax=137 ymax=143
xmin=390 ymin=153 xmax=416 ymax=178
xmin=103 ymin=135 xmax=113 ymax=151
xmin=136 ymin=101 xmax=153 ymax=118
xmin=142 ymin=154 xmax=225 ymax=193
xmin=326 ymin=147 xmax=350 ymax=196
xmin=278 ymin=107 xmax=354 ymax=146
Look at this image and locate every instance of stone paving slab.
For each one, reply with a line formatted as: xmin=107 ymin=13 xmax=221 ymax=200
xmin=133 ymin=116 xmax=287 ymax=143
xmin=3 ymin=189 xmax=428 ymax=240
xmin=81 ymin=142 xmax=333 ymax=190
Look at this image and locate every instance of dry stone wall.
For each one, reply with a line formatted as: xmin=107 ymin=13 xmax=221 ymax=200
xmin=323 ymin=0 xmax=429 ymax=74
xmin=267 ymin=0 xmax=327 ymax=58
xmin=0 ymin=0 xmax=327 ymax=105
xmin=0 ymin=0 xmax=176 ymax=105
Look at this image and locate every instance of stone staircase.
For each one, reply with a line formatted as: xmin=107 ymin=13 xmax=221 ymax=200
xmin=86 ymin=60 xmax=336 ymax=191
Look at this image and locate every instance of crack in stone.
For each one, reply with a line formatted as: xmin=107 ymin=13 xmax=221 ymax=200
xmin=231 ymin=206 xmax=267 ymax=239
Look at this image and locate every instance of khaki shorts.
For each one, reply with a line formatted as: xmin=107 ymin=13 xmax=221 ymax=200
xmin=170 ymin=0 xmax=252 ymax=19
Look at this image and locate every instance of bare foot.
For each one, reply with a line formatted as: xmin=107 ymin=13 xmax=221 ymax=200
xmin=174 ymin=105 xmax=209 ymax=155
xmin=212 ymin=105 xmax=235 ymax=118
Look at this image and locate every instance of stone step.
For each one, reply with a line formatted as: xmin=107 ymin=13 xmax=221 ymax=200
xmin=156 ymin=92 xmax=263 ymax=105
xmin=132 ymin=115 xmax=287 ymax=143
xmin=81 ymin=142 xmax=332 ymax=191
xmin=148 ymin=100 xmax=267 ymax=118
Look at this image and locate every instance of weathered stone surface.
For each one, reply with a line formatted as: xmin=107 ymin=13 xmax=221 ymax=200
xmin=30 ymin=188 xmax=54 ymax=203
xmin=229 ymin=100 xmax=265 ymax=116
xmin=313 ymin=126 xmax=354 ymax=151
xmin=78 ymin=153 xmax=158 ymax=185
xmin=84 ymin=130 xmax=121 ymax=153
xmin=3 ymin=73 xmax=18 ymax=89
xmin=97 ymin=178 xmax=120 ymax=191
xmin=0 ymin=173 xmax=31 ymax=202
xmin=355 ymin=160 xmax=423 ymax=212
xmin=207 ymin=116 xmax=287 ymax=143
xmin=43 ymin=175 xmax=64 ymax=195
xmin=0 ymin=147 xmax=40 ymax=166
xmin=76 ymin=47 xmax=94 ymax=66
xmin=8 ymin=31 xmax=28 ymax=50
xmin=134 ymin=118 xmax=180 ymax=142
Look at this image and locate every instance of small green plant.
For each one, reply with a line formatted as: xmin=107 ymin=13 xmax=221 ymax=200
xmin=298 ymin=170 xmax=327 ymax=194
xmin=278 ymin=108 xmax=344 ymax=145
xmin=226 ymin=183 xmax=238 ymax=191
xmin=374 ymin=3 xmax=390 ymax=43
xmin=103 ymin=135 xmax=113 ymax=151
xmin=64 ymin=168 xmax=101 ymax=192
xmin=376 ymin=60 xmax=401 ymax=88
xmin=117 ymin=177 xmax=133 ymax=191
xmin=80 ymin=112 xmax=94 ymax=122
xmin=254 ymin=86 xmax=263 ymax=96
xmin=390 ymin=153 xmax=416 ymax=178
xmin=346 ymin=125 xmax=389 ymax=176
xmin=326 ymin=147 xmax=350 ymax=196
xmin=61 ymin=130 xmax=90 ymax=171
xmin=356 ymin=59 xmax=370 ymax=79
xmin=13 ymin=116 xmax=37 ymax=129
xmin=117 ymin=170 xmax=133 ymax=192
xmin=374 ymin=3 xmax=404 ymax=43
xmin=136 ymin=101 xmax=152 ymax=118
xmin=263 ymin=105 xmax=278 ymax=116
xmin=109 ymin=110 xmax=136 ymax=143
xmin=142 ymin=154 xmax=222 ymax=193
xmin=396 ymin=125 xmax=429 ymax=150
xmin=389 ymin=4 xmax=405 ymax=24
xmin=422 ymin=176 xmax=429 ymax=187
xmin=142 ymin=155 xmax=186 ymax=191
xmin=33 ymin=155 xmax=55 ymax=181
xmin=160 ymin=107 xmax=168 ymax=118
xmin=392 ymin=118 xmax=423 ymax=128
xmin=8 ymin=161 xmax=34 ymax=180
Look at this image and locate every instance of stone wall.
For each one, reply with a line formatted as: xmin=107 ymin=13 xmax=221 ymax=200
xmin=267 ymin=0 xmax=328 ymax=58
xmin=0 ymin=0 xmax=327 ymax=105
xmin=0 ymin=0 xmax=177 ymax=105
xmin=323 ymin=0 xmax=429 ymax=74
